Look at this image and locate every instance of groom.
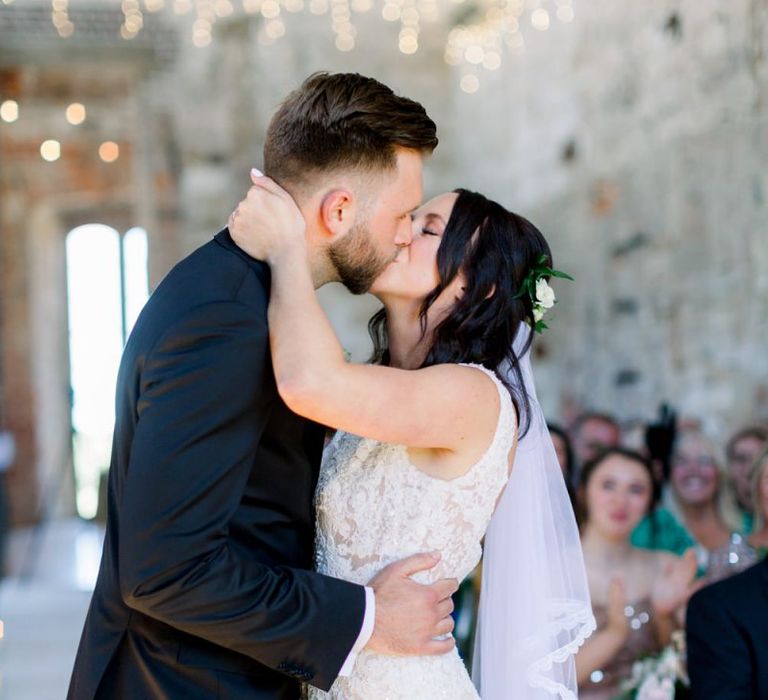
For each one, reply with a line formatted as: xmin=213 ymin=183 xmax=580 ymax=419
xmin=68 ymin=73 xmax=457 ymax=699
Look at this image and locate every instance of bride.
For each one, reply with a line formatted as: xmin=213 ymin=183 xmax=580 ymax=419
xmin=230 ymin=178 xmax=594 ymax=699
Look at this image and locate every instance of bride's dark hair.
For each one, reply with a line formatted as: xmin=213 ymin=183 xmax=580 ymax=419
xmin=368 ymin=188 xmax=553 ymax=436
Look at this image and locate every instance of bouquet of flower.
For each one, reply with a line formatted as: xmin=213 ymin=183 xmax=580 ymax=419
xmin=619 ymin=631 xmax=690 ymax=700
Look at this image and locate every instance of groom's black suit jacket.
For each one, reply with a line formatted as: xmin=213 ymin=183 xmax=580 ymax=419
xmin=686 ymin=557 xmax=768 ymax=699
xmin=68 ymin=229 xmax=365 ymax=700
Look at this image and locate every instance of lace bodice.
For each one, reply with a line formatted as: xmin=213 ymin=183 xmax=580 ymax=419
xmin=311 ymin=364 xmax=517 ymax=699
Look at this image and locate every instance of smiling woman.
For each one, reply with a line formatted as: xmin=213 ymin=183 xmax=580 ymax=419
xmin=666 ymin=428 xmax=757 ymax=582
xmin=576 ymin=448 xmax=697 ymax=700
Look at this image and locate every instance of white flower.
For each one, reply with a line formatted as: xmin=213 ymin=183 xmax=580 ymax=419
xmin=535 ymin=278 xmax=556 ymax=309
xmin=637 ymin=675 xmax=675 ymax=700
xmin=533 ymin=306 xmax=545 ymax=322
xmin=657 ymin=648 xmax=679 ymax=677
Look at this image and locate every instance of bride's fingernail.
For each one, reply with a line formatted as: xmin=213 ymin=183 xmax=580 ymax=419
xmin=251 ymin=167 xmax=263 ymax=177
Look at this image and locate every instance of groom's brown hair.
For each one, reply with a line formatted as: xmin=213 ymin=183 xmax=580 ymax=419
xmin=263 ymin=72 xmax=438 ymax=192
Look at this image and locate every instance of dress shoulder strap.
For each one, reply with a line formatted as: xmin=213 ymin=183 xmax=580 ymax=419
xmin=458 ymin=362 xmax=518 ymax=465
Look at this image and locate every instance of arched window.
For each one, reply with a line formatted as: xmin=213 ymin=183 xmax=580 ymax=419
xmin=65 ymin=224 xmax=149 ymax=519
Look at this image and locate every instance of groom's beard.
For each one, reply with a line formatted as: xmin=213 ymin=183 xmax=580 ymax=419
xmin=329 ymin=219 xmax=394 ymax=295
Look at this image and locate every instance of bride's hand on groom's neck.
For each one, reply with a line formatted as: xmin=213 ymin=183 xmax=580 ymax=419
xmin=365 ymin=552 xmax=458 ymax=656
xmin=229 ymin=169 xmax=307 ymax=265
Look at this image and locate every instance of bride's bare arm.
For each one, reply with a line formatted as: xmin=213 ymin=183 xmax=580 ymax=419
xmin=230 ymin=176 xmax=501 ymax=454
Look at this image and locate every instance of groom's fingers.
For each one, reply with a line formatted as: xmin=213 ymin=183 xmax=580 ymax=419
xmin=248 ymin=170 xmax=285 ymax=198
xmin=435 ymin=615 xmax=455 ymax=637
xmin=436 ymin=597 xmax=454 ymax=619
xmin=243 ymin=175 xmax=279 ymax=201
xmin=430 ymin=578 xmax=459 ymax=601
xmin=250 ymin=167 xmax=267 ymax=185
xmin=423 ymin=637 xmax=455 ymax=656
xmin=390 ymin=551 xmax=442 ymax=578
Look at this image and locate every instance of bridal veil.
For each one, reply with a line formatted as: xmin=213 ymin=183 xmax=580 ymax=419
xmin=472 ymin=325 xmax=596 ymax=699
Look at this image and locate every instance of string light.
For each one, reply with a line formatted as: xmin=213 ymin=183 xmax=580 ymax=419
xmin=99 ymin=142 xmax=120 ymax=163
xmin=308 ymin=0 xmax=328 ymax=15
xmin=459 ymin=73 xmax=479 ymax=94
xmin=331 ymin=0 xmax=355 ymax=52
xmin=260 ymin=0 xmax=280 ymax=18
xmin=52 ymin=0 xmax=74 ymax=38
xmin=214 ymin=0 xmax=234 ymax=16
xmin=0 ymin=100 xmax=19 ymax=123
xmin=41 ymin=140 xmax=61 ymax=162
xmin=39 ymin=0 xmax=574 ymax=83
xmin=65 ymin=102 xmax=86 ymax=125
xmin=530 ymin=7 xmax=549 ymax=30
xmin=557 ymin=4 xmax=573 ymax=21
xmin=173 ymin=0 xmax=193 ymax=13
xmin=397 ymin=3 xmax=420 ymax=55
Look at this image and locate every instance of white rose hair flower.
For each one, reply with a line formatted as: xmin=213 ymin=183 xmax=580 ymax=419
xmin=515 ymin=253 xmax=573 ymax=334
xmin=535 ymin=278 xmax=556 ymax=309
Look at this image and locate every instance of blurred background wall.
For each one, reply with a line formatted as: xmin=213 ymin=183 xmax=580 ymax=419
xmin=0 ymin=0 xmax=766 ymax=529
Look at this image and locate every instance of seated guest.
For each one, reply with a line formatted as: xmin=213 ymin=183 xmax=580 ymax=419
xmin=667 ymin=428 xmax=757 ymax=582
xmin=726 ymin=426 xmax=768 ymax=533
xmin=570 ymin=411 xmax=621 ymax=483
xmin=576 ymin=448 xmax=697 ymax=700
xmin=644 ymin=404 xmax=677 ymax=486
xmin=548 ymin=422 xmax=575 ymax=481
xmin=618 ymin=409 xmax=693 ymax=556
xmin=686 ymin=557 xmax=768 ymax=699
xmin=548 ymin=422 xmax=576 ymax=506
xmin=632 ymin=411 xmax=696 ymax=555
xmin=747 ymin=446 xmax=768 ymax=558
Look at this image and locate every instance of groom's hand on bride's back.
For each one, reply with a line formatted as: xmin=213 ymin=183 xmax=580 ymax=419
xmin=365 ymin=552 xmax=458 ymax=656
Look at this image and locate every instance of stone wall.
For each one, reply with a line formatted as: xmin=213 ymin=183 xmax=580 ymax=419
xmin=445 ymin=0 xmax=768 ymax=433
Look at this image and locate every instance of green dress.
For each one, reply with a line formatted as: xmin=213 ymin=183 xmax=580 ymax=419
xmin=741 ymin=511 xmax=754 ymax=535
xmin=630 ymin=507 xmax=695 ymax=555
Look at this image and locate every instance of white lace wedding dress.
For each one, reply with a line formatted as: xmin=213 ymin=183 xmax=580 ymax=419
xmin=309 ymin=364 xmax=516 ymax=700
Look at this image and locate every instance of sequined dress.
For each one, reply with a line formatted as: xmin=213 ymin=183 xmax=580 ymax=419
xmin=579 ymin=597 xmax=659 ymax=700
xmin=308 ymin=365 xmax=516 ymax=700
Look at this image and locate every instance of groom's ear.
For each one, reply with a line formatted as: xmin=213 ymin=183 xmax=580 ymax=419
xmin=319 ymin=188 xmax=355 ymax=239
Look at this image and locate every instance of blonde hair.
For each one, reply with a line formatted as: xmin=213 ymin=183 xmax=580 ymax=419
xmin=669 ymin=427 xmax=743 ymax=534
xmin=751 ymin=446 xmax=768 ymax=532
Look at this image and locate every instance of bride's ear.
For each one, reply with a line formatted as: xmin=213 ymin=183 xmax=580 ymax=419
xmin=319 ymin=189 xmax=355 ymax=240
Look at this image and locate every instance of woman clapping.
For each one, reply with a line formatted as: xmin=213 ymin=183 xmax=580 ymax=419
xmin=576 ymin=449 xmax=697 ymax=700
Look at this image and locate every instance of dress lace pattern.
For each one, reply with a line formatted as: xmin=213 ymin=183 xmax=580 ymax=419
xmin=309 ymin=364 xmax=516 ymax=700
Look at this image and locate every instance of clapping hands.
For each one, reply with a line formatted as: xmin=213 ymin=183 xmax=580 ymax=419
xmin=605 ymin=576 xmax=631 ymax=642
xmin=651 ymin=548 xmax=700 ymax=618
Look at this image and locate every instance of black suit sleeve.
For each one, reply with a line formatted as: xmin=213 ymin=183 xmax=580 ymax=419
xmin=686 ymin=586 xmax=754 ymax=700
xmin=117 ymin=299 xmax=365 ymax=691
